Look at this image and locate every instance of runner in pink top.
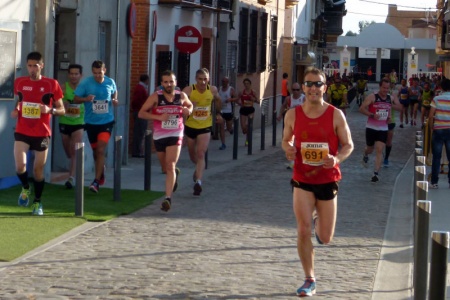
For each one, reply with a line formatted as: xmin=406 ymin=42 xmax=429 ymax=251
xmin=139 ymin=70 xmax=193 ymax=212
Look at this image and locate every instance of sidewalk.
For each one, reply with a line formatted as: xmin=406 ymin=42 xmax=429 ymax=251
xmin=0 ymin=104 xmax=448 ymax=299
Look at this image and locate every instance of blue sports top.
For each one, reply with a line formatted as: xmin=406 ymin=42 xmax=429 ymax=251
xmin=75 ymin=75 xmax=117 ymax=125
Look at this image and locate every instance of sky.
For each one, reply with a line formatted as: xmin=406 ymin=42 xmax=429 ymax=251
xmin=342 ymin=0 xmax=437 ymax=35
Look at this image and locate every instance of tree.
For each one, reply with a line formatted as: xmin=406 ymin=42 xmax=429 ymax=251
xmin=358 ymin=20 xmax=376 ymax=33
xmin=345 ymin=31 xmax=357 ymax=36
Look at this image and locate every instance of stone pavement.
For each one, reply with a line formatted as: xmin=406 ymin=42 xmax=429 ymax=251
xmin=0 ymin=98 xmax=436 ymax=299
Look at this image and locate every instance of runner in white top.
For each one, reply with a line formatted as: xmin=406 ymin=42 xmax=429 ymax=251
xmin=217 ymin=77 xmax=237 ymax=150
xmin=277 ymin=82 xmax=305 ymax=169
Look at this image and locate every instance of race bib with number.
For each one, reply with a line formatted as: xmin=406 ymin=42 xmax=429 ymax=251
xmin=193 ymin=106 xmax=210 ymax=120
xmin=375 ymin=109 xmax=389 ymax=121
xmin=162 ymin=115 xmax=179 ymax=129
xmin=400 ymin=93 xmax=408 ymax=100
xmin=300 ymin=142 xmax=329 ymax=166
xmin=22 ymin=102 xmax=41 ymax=119
xmin=92 ymin=100 xmax=108 ymax=114
xmin=66 ymin=104 xmax=81 ymax=118
xmin=243 ymin=99 xmax=253 ymax=106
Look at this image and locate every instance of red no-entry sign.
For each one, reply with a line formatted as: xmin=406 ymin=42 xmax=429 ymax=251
xmin=174 ymin=26 xmax=202 ymax=54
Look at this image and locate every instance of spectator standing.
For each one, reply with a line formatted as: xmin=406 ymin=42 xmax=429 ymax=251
xmin=281 ymin=72 xmax=289 ymax=104
xmin=131 ymin=74 xmax=150 ymax=158
xmin=428 ymin=78 xmax=450 ymax=189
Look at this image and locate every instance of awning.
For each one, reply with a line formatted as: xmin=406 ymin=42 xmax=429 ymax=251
xmin=296 ymin=51 xmax=316 ymax=66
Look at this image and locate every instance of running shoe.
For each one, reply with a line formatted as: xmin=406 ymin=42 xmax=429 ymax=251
xmin=296 ymin=278 xmax=316 ymax=297
xmin=65 ymin=177 xmax=74 ymax=189
xmin=18 ymin=187 xmax=31 ymax=207
xmin=371 ymin=174 xmax=379 ymax=183
xmin=245 ymin=140 xmax=248 ymax=146
xmin=361 ymin=155 xmax=369 ymax=168
xmin=161 ymin=197 xmax=171 ymax=212
xmin=219 ymin=144 xmax=226 ymax=150
xmin=430 ymin=184 xmax=439 ymax=189
xmin=31 ymin=202 xmax=44 ymax=216
xmin=173 ymin=168 xmax=180 ymax=192
xmin=193 ymin=182 xmax=202 ymax=196
xmin=98 ymin=165 xmax=106 ymax=186
xmin=89 ymin=180 xmax=100 ymax=193
xmin=383 ymin=159 xmax=389 ymax=168
xmin=399 ymin=124 xmax=404 ymax=128
xmin=312 ymin=210 xmax=323 ymax=245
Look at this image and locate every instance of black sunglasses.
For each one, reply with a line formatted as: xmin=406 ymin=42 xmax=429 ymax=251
xmin=292 ymin=88 xmax=301 ymax=91
xmin=304 ymin=81 xmax=325 ymax=87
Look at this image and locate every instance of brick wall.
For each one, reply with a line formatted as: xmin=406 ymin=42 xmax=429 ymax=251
xmin=129 ymin=0 xmax=150 ymax=154
xmin=385 ymin=5 xmax=425 ymax=37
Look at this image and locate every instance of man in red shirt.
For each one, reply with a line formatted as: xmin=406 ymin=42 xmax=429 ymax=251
xmin=282 ymin=67 xmax=354 ymax=297
xmin=11 ymin=51 xmax=65 ymax=215
xmin=281 ymin=72 xmax=289 ymax=105
xmin=131 ymin=74 xmax=149 ymax=157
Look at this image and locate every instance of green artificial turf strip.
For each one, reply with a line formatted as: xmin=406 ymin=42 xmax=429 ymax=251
xmin=0 ymin=184 xmax=164 ymax=221
xmin=0 ymin=184 xmax=164 ymax=261
xmin=0 ymin=217 xmax=86 ymax=262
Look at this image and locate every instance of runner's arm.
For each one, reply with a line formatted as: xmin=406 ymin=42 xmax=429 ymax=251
xmin=181 ymin=92 xmax=193 ymax=117
xmin=138 ymin=92 xmax=162 ymax=121
xmin=281 ymin=109 xmax=296 ymax=160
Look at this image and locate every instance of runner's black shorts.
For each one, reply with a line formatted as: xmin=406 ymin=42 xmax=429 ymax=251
xmin=239 ymin=106 xmax=255 ymax=116
xmin=59 ymin=123 xmax=84 ymax=136
xmin=154 ymin=136 xmax=183 ymax=152
xmin=14 ymin=132 xmax=50 ymax=152
xmin=221 ymin=112 xmax=233 ymax=121
xmin=366 ymin=128 xmax=388 ymax=146
xmin=291 ymin=179 xmax=339 ymax=201
xmin=84 ymin=121 xmax=115 ymax=144
xmin=184 ymin=125 xmax=212 ymax=139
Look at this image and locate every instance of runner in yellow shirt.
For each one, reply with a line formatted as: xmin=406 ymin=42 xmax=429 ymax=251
xmin=183 ymin=68 xmax=220 ymax=196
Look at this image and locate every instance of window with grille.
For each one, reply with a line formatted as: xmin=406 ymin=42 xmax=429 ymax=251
xmin=238 ymin=8 xmax=249 ymax=73
xmin=156 ymin=51 xmax=172 ymax=88
xmin=259 ymin=12 xmax=268 ymax=72
xmin=177 ymin=53 xmax=190 ymax=90
xmin=202 ymin=38 xmax=211 ymax=72
xmin=227 ymin=40 xmax=238 ymax=70
xmin=248 ymin=10 xmax=258 ymax=73
xmin=98 ymin=21 xmax=111 ymax=69
xmin=269 ymin=15 xmax=277 ymax=70
xmin=294 ymin=44 xmax=308 ymax=61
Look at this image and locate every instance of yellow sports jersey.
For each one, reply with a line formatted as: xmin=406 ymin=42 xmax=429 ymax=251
xmin=185 ymin=84 xmax=214 ymax=129
xmin=328 ymin=84 xmax=347 ymax=100
xmin=357 ymin=80 xmax=367 ymax=90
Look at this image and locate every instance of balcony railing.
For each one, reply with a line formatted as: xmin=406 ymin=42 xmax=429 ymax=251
xmin=159 ymin=0 xmax=232 ymax=12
